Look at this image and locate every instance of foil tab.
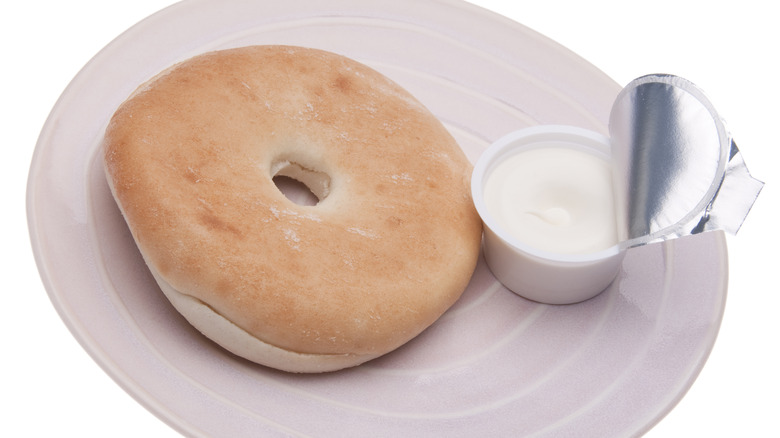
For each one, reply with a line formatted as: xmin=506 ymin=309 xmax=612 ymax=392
xmin=609 ymin=74 xmax=763 ymax=248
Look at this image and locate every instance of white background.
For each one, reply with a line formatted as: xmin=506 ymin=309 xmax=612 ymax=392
xmin=4 ymin=0 xmax=777 ymax=436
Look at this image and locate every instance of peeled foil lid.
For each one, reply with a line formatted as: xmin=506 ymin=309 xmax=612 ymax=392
xmin=609 ymin=74 xmax=763 ymax=248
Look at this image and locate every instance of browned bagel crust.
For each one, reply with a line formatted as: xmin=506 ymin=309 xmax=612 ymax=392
xmin=103 ymin=45 xmax=482 ymax=371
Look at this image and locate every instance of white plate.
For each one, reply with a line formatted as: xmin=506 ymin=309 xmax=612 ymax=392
xmin=26 ymin=0 xmax=727 ymax=436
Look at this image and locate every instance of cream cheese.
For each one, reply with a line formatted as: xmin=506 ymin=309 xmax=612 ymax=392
xmin=483 ymin=146 xmax=617 ymax=255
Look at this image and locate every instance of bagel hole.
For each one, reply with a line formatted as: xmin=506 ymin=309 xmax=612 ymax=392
xmin=273 ymin=175 xmax=319 ymax=206
xmin=271 ymin=161 xmax=330 ymax=206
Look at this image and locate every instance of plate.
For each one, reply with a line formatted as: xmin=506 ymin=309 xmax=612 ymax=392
xmin=26 ymin=0 xmax=727 ymax=436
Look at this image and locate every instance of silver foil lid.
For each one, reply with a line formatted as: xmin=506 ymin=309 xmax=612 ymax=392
xmin=609 ymin=74 xmax=763 ymax=248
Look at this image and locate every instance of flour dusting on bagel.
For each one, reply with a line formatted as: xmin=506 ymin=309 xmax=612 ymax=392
xmin=103 ymin=45 xmax=482 ymax=372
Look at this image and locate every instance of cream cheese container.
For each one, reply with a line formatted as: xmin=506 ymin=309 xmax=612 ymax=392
xmin=472 ymin=125 xmax=625 ymax=304
xmin=472 ymin=75 xmax=763 ymax=305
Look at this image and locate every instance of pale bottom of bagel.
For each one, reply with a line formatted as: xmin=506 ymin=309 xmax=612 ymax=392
xmin=147 ymin=266 xmax=382 ymax=373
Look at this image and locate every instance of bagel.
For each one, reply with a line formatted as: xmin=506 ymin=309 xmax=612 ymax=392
xmin=103 ymin=45 xmax=482 ymax=372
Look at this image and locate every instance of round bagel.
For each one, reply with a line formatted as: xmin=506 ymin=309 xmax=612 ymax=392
xmin=103 ymin=45 xmax=482 ymax=372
